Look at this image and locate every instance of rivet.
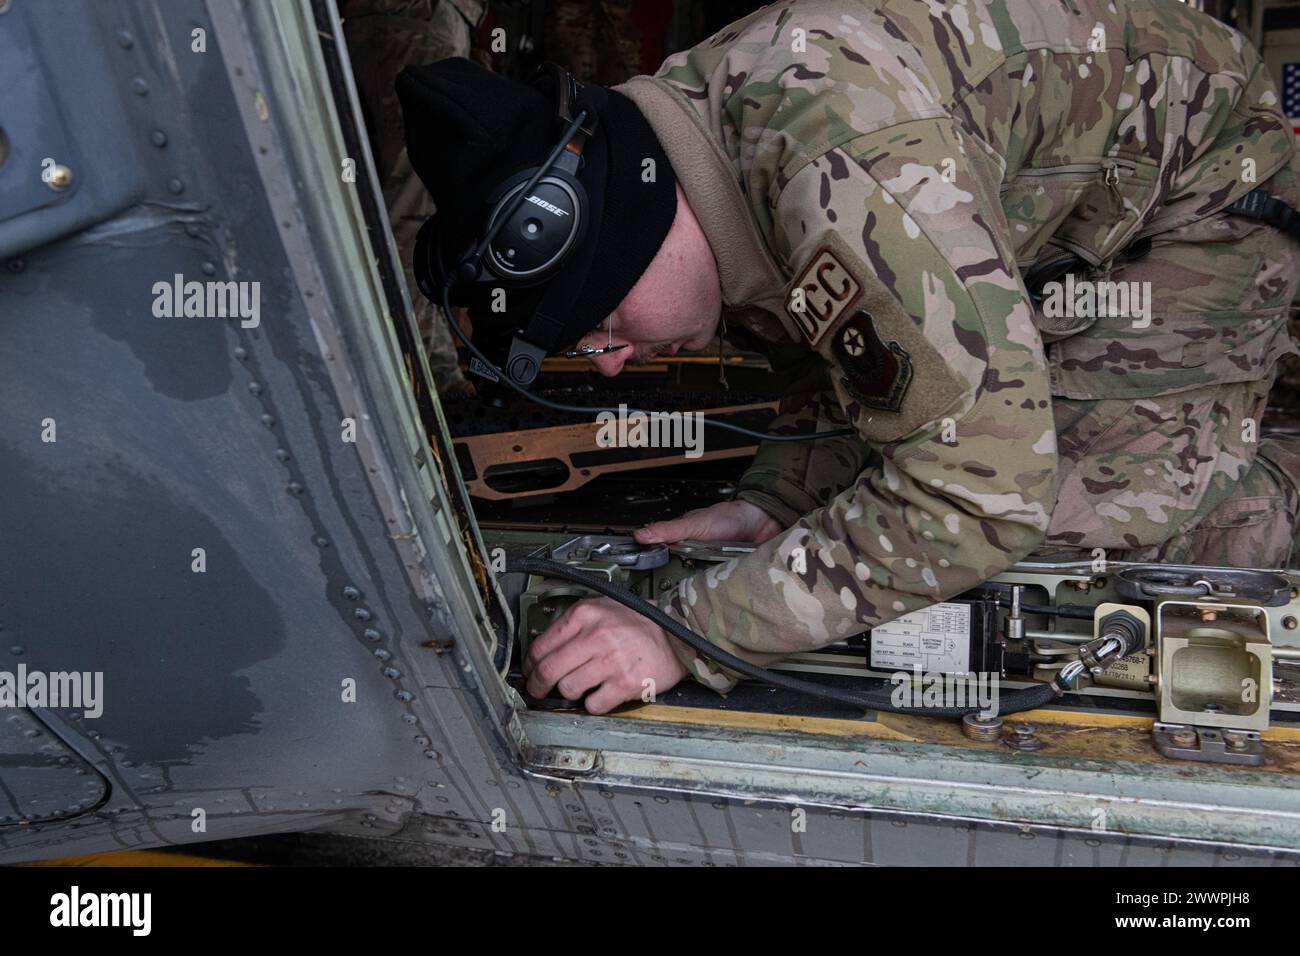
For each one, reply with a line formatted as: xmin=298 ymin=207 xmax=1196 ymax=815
xmin=167 ymin=177 xmax=184 ymax=194
xmin=260 ymin=414 xmax=275 ymax=428
xmin=150 ymin=129 xmax=167 ymax=147
xmin=353 ymin=607 xmax=372 ymax=621
xmin=286 ymin=482 xmax=303 ymax=495
xmin=45 ymin=164 xmax=73 ymax=191
xmin=363 ymin=627 xmax=381 ymax=641
xmin=201 ymin=261 xmax=216 ymax=277
xmin=247 ymin=382 xmax=263 ymax=395
xmin=342 ymin=585 xmax=361 ymax=601
xmin=274 ymin=448 xmax=289 ymax=462
xmin=130 ymin=76 xmax=149 ymax=96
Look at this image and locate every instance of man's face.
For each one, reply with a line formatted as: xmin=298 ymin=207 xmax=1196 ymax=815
xmin=568 ymin=184 xmax=722 ymax=376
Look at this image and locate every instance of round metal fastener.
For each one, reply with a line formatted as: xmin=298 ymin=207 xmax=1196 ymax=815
xmin=45 ymin=164 xmax=73 ymax=190
xmin=961 ymin=713 xmax=1003 ymax=742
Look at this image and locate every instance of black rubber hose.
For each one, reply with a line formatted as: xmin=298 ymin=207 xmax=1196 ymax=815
xmin=973 ymin=583 xmax=1096 ymax=620
xmin=509 ymin=556 xmax=1062 ymax=718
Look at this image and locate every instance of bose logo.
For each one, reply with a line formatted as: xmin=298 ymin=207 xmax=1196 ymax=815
xmin=526 ymin=195 xmax=569 ymax=217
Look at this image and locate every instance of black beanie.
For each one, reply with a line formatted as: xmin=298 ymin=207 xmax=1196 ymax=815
xmin=395 ymin=58 xmax=677 ymax=349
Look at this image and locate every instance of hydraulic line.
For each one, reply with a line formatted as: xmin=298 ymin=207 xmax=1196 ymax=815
xmin=508 ymin=556 xmax=1065 ymax=717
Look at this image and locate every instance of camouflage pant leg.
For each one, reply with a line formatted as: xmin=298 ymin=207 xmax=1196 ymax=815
xmin=1151 ymin=433 xmax=1300 ymax=569
xmin=1043 ymin=376 xmax=1272 ymax=552
xmin=344 ymin=2 xmax=471 ymax=390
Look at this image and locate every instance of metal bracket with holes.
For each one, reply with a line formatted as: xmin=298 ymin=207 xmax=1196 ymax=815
xmin=1152 ymin=722 xmax=1265 ymax=766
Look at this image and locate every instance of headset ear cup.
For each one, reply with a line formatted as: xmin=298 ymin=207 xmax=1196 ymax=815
xmin=482 ymin=168 xmax=588 ymax=284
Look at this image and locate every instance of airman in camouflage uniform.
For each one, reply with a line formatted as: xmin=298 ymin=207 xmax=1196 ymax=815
xmin=613 ymin=0 xmax=1300 ymax=690
xmin=545 ymin=0 xmax=644 ymax=87
xmin=344 ymin=0 xmax=487 ymax=398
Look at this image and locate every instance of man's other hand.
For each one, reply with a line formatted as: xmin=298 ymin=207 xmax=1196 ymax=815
xmin=523 ymin=598 xmax=689 ymax=714
xmin=633 ymin=499 xmax=782 ymax=546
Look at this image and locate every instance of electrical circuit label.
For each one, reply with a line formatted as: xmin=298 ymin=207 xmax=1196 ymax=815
xmin=869 ymin=602 xmax=972 ymax=673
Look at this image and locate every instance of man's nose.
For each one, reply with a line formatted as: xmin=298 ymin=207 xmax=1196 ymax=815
xmin=588 ymin=349 xmax=628 ymax=377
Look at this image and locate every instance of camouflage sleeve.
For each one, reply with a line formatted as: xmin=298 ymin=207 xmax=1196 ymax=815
xmin=662 ymin=119 xmax=1059 ymax=693
xmin=734 ymin=387 xmax=872 ymax=529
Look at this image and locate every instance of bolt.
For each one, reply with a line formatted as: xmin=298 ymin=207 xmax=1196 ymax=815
xmin=1284 ymin=616 xmax=1298 ymax=631
xmin=1199 ymin=607 xmax=1217 ymax=623
xmin=45 ymin=164 xmax=73 ymax=190
xmin=1222 ymin=731 xmax=1249 ymax=752
xmin=1003 ymin=723 xmax=1045 ymax=751
xmin=961 ymin=713 xmax=1002 ymax=742
xmin=1171 ymin=727 xmax=1197 ymax=747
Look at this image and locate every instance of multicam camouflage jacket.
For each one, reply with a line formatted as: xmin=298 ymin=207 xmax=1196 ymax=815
xmin=614 ymin=0 xmax=1299 ymax=690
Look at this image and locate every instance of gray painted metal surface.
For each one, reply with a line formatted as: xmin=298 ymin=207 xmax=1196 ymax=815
xmin=1 ymin=0 xmax=1298 ymax=867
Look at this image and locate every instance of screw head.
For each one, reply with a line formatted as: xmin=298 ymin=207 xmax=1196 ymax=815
xmin=45 ymin=164 xmax=73 ymax=190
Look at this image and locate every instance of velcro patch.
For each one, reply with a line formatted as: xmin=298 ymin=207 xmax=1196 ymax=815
xmin=785 ymin=246 xmax=863 ymax=348
xmin=832 ymin=311 xmax=913 ymax=413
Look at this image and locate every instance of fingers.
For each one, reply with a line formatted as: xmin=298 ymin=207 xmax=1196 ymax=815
xmin=584 ymin=678 xmax=637 ymax=715
xmin=523 ymin=600 xmax=586 ymax=674
xmin=524 ymin=601 xmax=613 ymax=699
xmin=635 ymin=506 xmax=714 ymax=544
xmin=553 ymin=657 xmax=609 ymax=702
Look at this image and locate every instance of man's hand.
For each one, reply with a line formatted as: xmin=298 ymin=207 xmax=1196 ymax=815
xmin=523 ymin=597 xmax=689 ymax=714
xmin=633 ymin=499 xmax=783 ymax=546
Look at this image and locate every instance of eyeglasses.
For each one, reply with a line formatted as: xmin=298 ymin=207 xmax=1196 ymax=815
xmin=562 ymin=315 xmax=630 ymax=359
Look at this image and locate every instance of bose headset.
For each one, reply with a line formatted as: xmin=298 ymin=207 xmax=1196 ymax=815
xmin=412 ymin=63 xmax=849 ymax=444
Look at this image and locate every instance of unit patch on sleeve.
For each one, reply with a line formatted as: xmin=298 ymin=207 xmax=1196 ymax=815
xmin=785 ymin=245 xmax=863 ymax=348
xmin=831 ymin=310 xmax=914 ymax=413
